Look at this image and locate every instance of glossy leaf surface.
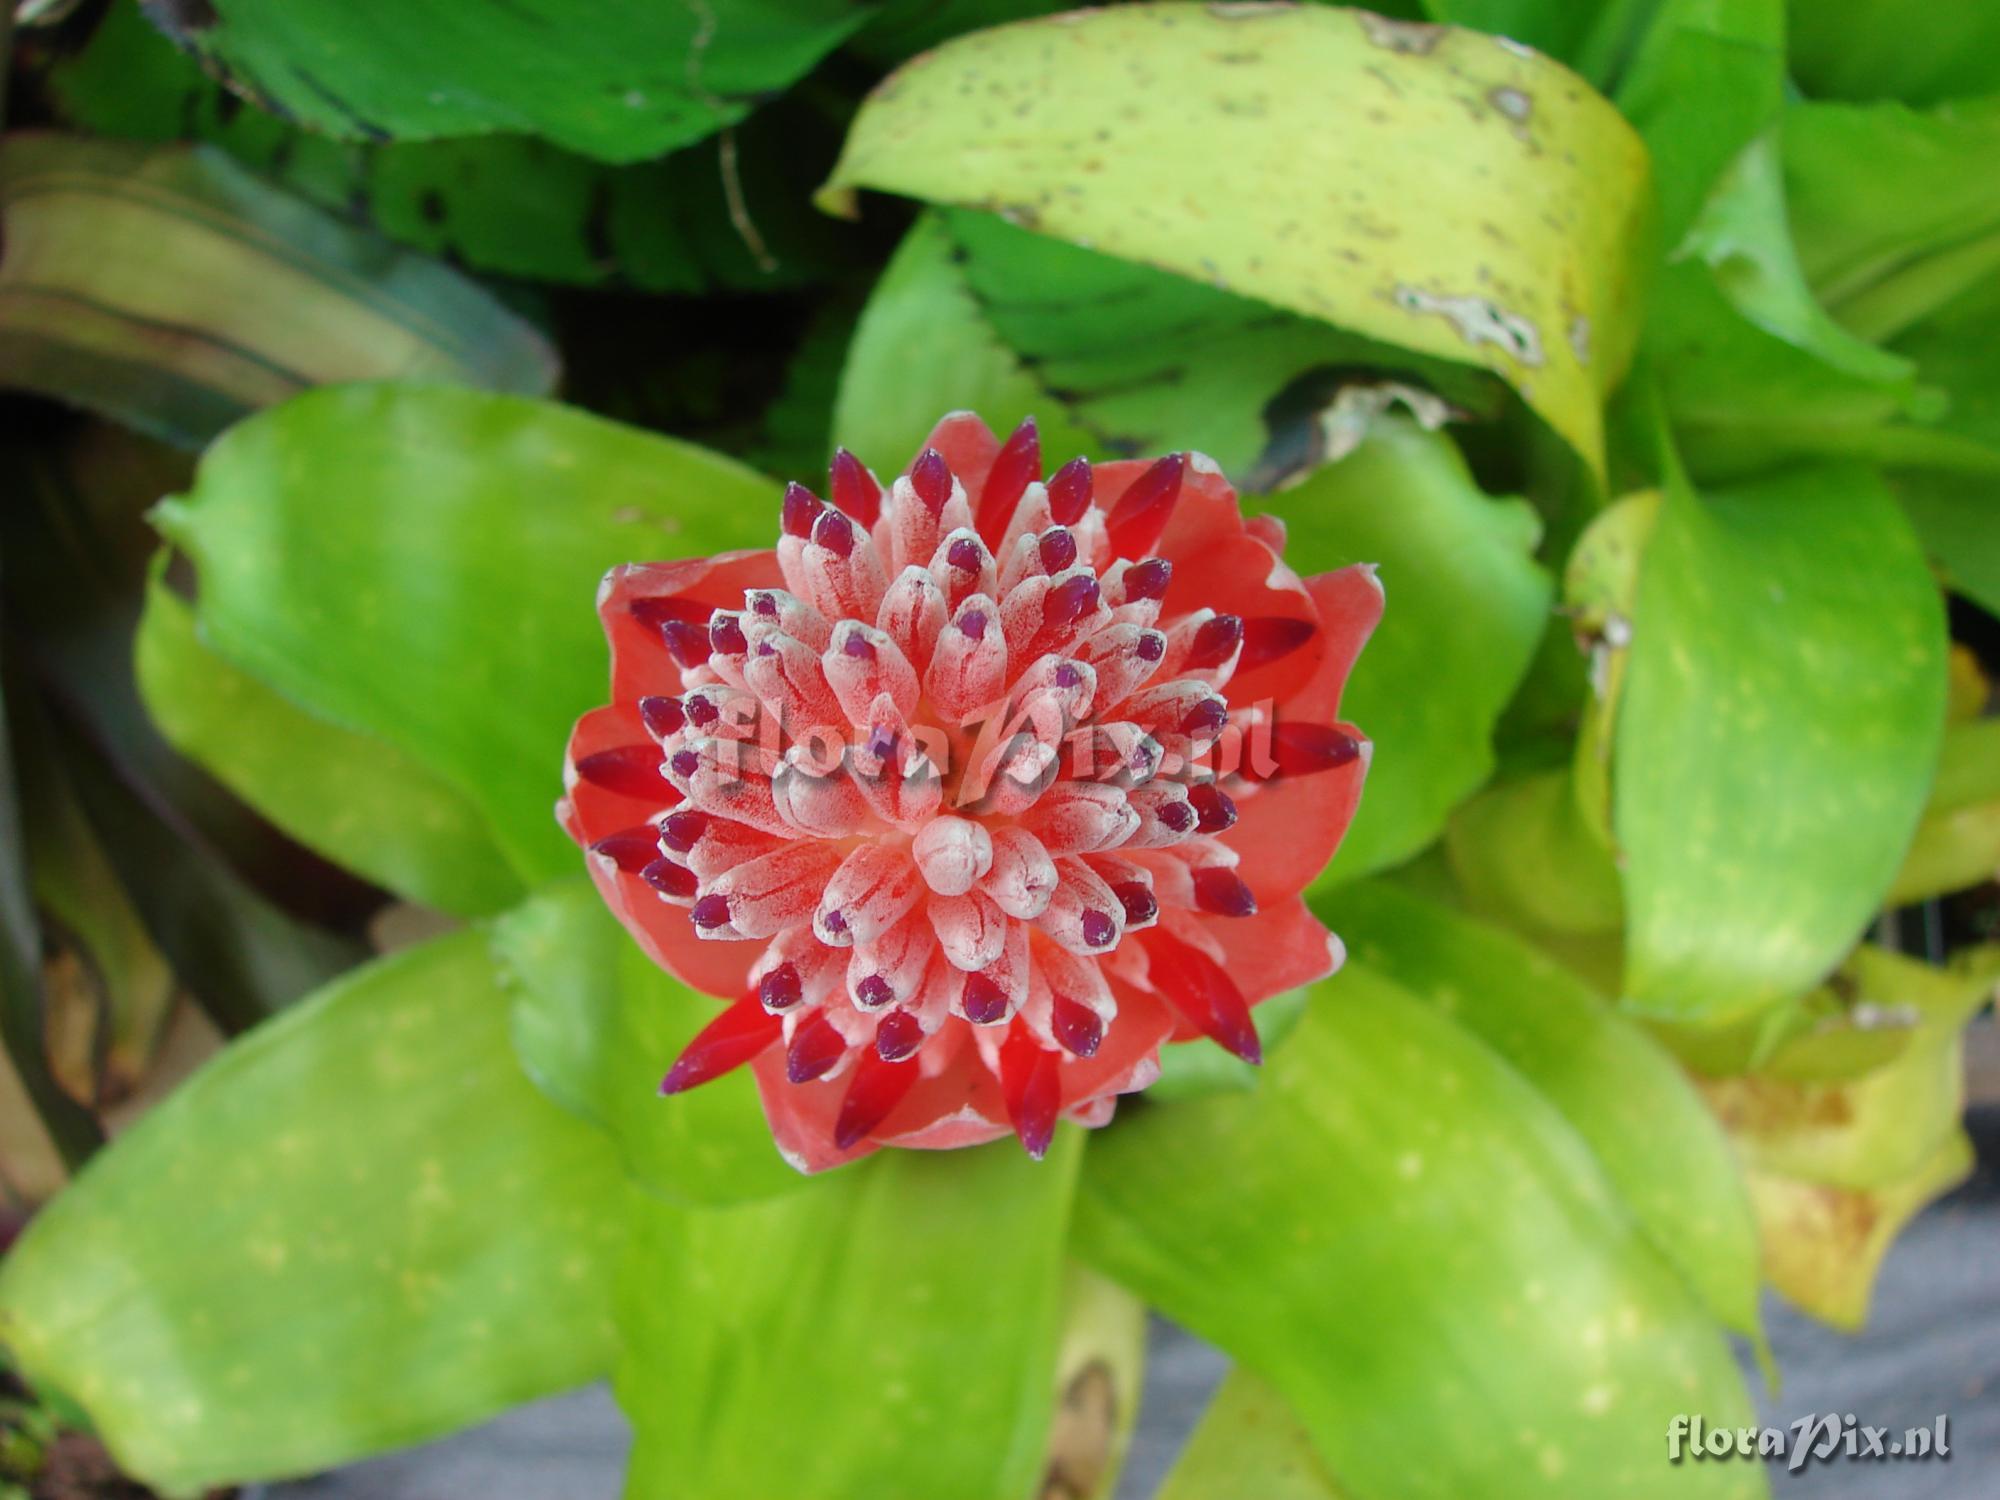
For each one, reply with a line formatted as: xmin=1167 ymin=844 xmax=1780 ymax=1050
xmin=153 ymin=385 xmax=775 ymax=885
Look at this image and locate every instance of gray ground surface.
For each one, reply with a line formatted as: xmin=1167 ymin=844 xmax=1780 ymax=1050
xmin=272 ymin=1109 xmax=2000 ymax=1500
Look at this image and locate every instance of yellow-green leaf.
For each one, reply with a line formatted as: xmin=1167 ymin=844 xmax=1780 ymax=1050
xmin=0 ymin=930 xmax=628 ymax=1493
xmin=0 ymin=133 xmax=556 ymax=447
xmin=821 ymin=3 xmax=1653 ymax=478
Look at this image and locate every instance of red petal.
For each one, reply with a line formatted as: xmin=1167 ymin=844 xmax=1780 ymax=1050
xmin=1103 ymin=452 xmax=1185 ymax=559
xmin=977 ymin=416 xmax=1041 ymax=544
xmin=660 ymin=997 xmax=780 ymax=1094
xmin=575 ymin=744 xmax=672 ymax=801
xmin=1046 ymin=456 xmax=1094 ymax=525
xmin=999 ymin=1027 xmax=1063 ymax=1160
xmin=786 ymin=1009 xmax=848 ymax=1083
xmin=1144 ymin=929 xmax=1260 ymax=1063
xmin=828 ymin=449 xmax=883 ymax=528
xmin=599 ymin=553 xmax=782 ymax=703
xmin=1238 ymin=615 xmax=1318 ymax=673
xmin=834 ymin=1051 xmax=921 ymax=1149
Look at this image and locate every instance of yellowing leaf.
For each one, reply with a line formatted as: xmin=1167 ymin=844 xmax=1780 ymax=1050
xmin=822 ymin=3 xmax=1652 ymax=478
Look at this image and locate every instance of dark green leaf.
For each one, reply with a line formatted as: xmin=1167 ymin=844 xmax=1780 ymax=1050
xmin=1785 ymin=95 xmax=2000 ymax=340
xmin=0 ymin=929 xmax=629 ymax=1493
xmin=1614 ymin=465 xmax=1948 ymax=1020
xmin=0 ymin=133 xmax=556 ymax=447
xmin=143 ymin=0 xmax=872 ymax=163
xmin=1787 ymin=0 xmax=2000 ymax=106
xmin=43 ymin=2 xmax=861 ymax=292
xmin=491 ymin=879 xmax=804 ymax=1205
xmin=152 ymin=384 xmax=777 ymax=885
xmin=1614 ymin=0 xmax=1783 ymax=246
xmin=1073 ymin=971 xmax=1764 ymax=1500
xmin=1318 ymin=880 xmax=1763 ymax=1340
xmin=135 ymin=570 xmax=526 ymax=919
xmin=618 ymin=1136 xmax=1079 ymax=1498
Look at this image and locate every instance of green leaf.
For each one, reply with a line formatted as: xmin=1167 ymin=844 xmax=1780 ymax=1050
xmin=152 ymin=384 xmax=777 ymax=886
xmin=942 ymin=207 xmax=1503 ymax=486
xmin=1318 ymin=880 xmax=1762 ymax=1340
xmin=1156 ymin=1367 xmax=1347 ymax=1500
xmin=1444 ymin=767 xmax=1624 ymax=936
xmin=1784 ymin=96 xmax=2000 ymax=340
xmin=1788 ymin=0 xmax=2000 ymax=107
xmin=822 ymin=3 xmax=1653 ymax=478
xmin=0 ymin=929 xmax=628 ymax=1493
xmin=834 ymin=211 xmax=1103 ymax=472
xmin=618 ymin=1136 xmax=1079 ymax=1499
xmin=1614 ymin=0 xmax=1783 ymax=247
xmin=1679 ymin=133 xmax=1915 ymax=388
xmin=1073 ymin=970 xmax=1764 ymax=1500
xmin=140 ymin=0 xmax=873 ymax=164
xmin=490 ymin=879 xmax=804 ymax=1205
xmin=135 ymin=569 xmax=525 ymax=919
xmin=1615 ymin=464 xmax=1948 ymax=1020
xmin=0 ymin=133 xmax=556 ymax=448
xmin=1275 ymin=421 xmax=1552 ymax=882
xmin=43 ymin=2 xmax=860 ymax=293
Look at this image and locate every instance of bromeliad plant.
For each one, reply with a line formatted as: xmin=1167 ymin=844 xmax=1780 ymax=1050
xmin=1 ymin=3 xmax=1998 ymax=1499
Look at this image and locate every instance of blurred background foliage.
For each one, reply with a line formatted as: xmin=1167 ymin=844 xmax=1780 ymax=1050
xmin=0 ymin=1 xmax=1996 ymax=1497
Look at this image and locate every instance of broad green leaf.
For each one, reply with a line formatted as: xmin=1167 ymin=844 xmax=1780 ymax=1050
xmin=834 ymin=213 xmax=1103 ymax=474
xmin=152 ymin=384 xmax=776 ymax=885
xmin=136 ymin=571 xmax=525 ymax=919
xmin=618 ymin=1136 xmax=1079 ymax=1499
xmin=1615 ymin=0 xmax=1783 ymax=246
xmin=1156 ymin=1366 xmax=1347 ymax=1500
xmin=822 ymin=3 xmax=1653 ymax=477
xmin=1787 ymin=0 xmax=2000 ymax=106
xmin=0 ymin=133 xmax=556 ymax=448
xmin=834 ymin=211 xmax=1503 ymax=490
xmin=139 ymin=0 xmax=872 ymax=164
xmin=1074 ymin=971 xmax=1764 ymax=1500
xmin=43 ymin=2 xmax=859 ymax=293
xmin=1678 ymin=134 xmax=1914 ymax=388
xmin=1318 ymin=880 xmax=1762 ymax=1340
xmin=490 ymin=879 xmax=803 ymax=1205
xmin=1276 ymin=421 xmax=1552 ymax=883
xmin=1613 ymin=465 xmax=1947 ymax=1020
xmin=0 ymin=929 xmax=628 ymax=1493
xmin=1785 ymin=96 xmax=2000 ymax=340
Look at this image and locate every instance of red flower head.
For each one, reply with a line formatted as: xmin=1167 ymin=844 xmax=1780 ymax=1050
xmin=560 ymin=414 xmax=1380 ymax=1171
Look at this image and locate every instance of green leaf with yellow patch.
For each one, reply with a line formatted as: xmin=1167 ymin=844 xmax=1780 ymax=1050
xmin=0 ymin=929 xmax=629 ymax=1494
xmin=822 ymin=3 xmax=1652 ymax=479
